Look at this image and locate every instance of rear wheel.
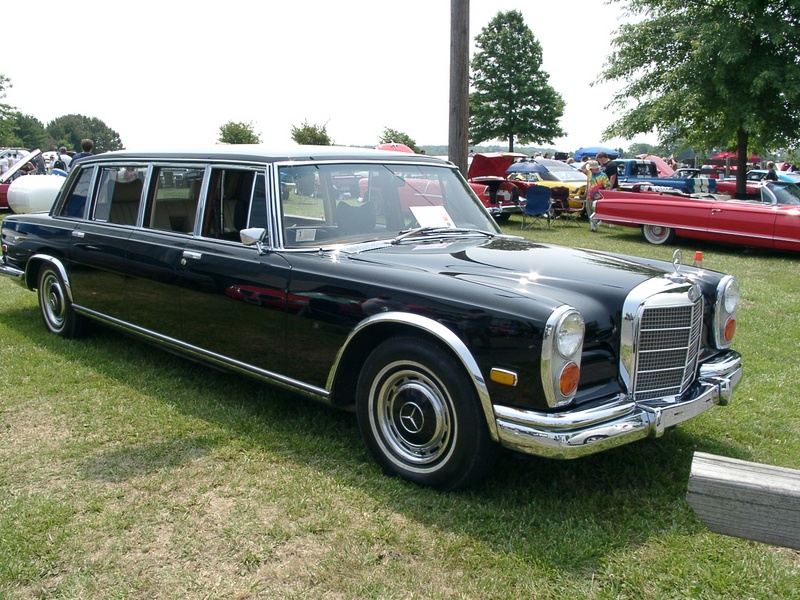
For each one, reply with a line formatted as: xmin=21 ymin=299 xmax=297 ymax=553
xmin=642 ymin=224 xmax=675 ymax=245
xmin=37 ymin=265 xmax=84 ymax=338
xmin=356 ymin=336 xmax=498 ymax=490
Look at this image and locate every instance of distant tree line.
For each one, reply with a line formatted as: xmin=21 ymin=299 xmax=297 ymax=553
xmin=1 ymin=78 xmax=123 ymax=154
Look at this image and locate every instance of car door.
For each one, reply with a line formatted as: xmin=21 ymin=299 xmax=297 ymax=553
xmin=178 ymin=167 xmax=291 ymax=377
xmin=706 ymin=196 xmax=777 ymax=249
xmin=66 ymin=165 xmax=145 ymax=320
xmin=124 ymin=165 xmax=205 ymax=339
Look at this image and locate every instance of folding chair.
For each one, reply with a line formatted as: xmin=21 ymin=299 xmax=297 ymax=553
xmin=521 ymin=185 xmax=552 ymax=229
xmin=550 ymin=185 xmax=584 ymax=227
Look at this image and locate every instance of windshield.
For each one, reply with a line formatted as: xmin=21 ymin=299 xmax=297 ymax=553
xmin=765 ymin=182 xmax=800 ymax=206
xmin=551 ymin=169 xmax=589 ymax=183
xmin=279 ymin=162 xmax=500 ymax=247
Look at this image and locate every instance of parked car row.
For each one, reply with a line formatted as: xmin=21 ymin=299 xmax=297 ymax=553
xmin=0 ymin=145 xmax=742 ymax=489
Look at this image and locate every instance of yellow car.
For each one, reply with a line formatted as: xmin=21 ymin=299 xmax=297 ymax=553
xmin=507 ymin=158 xmax=587 ymax=211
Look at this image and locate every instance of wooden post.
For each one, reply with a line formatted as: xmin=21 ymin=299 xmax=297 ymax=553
xmin=448 ymin=0 xmax=469 ymax=176
xmin=687 ymin=452 xmax=800 ymax=550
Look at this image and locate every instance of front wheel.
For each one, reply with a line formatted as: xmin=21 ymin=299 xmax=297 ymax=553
xmin=356 ymin=336 xmax=498 ymax=490
xmin=37 ymin=265 xmax=84 ymax=338
xmin=642 ymin=224 xmax=675 ymax=245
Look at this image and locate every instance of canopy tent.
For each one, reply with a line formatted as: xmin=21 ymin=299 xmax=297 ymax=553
xmin=374 ymin=143 xmax=414 ymax=153
xmin=505 ymin=161 xmax=548 ymax=175
xmin=709 ymin=151 xmax=762 ymax=163
xmin=572 ymin=146 xmax=620 ymax=161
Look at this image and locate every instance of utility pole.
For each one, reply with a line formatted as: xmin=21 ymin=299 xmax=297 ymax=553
xmin=448 ymin=0 xmax=469 ymax=176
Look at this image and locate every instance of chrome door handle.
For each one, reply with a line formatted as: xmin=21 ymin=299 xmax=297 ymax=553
xmin=72 ymin=230 xmax=85 ymax=238
xmin=181 ymin=250 xmax=202 ymax=266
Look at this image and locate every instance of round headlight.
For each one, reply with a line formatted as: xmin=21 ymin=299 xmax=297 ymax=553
xmin=556 ymin=311 xmax=585 ymax=358
xmin=723 ymin=278 xmax=740 ymax=313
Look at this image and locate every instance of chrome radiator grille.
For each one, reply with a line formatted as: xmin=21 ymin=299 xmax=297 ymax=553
xmin=633 ymin=296 xmax=703 ymax=401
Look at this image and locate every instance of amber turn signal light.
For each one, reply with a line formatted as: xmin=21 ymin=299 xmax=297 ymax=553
xmin=559 ymin=362 xmax=580 ymax=397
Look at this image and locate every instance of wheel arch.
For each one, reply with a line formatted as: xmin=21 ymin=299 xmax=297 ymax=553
xmin=26 ymin=254 xmax=72 ymax=298
xmin=327 ymin=312 xmax=498 ymax=442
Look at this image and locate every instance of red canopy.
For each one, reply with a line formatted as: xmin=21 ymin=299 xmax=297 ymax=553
xmin=374 ymin=143 xmax=414 ymax=154
xmin=709 ymin=151 xmax=761 ymax=162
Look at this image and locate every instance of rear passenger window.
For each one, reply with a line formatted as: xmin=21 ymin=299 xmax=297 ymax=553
xmin=93 ymin=166 xmax=146 ymax=225
xmin=145 ymin=167 xmax=205 ymax=233
xmin=59 ymin=168 xmax=94 ymax=218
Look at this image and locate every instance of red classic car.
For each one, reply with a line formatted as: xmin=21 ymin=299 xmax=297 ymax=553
xmin=593 ymin=181 xmax=800 ymax=252
xmin=467 ymin=152 xmax=528 ymax=220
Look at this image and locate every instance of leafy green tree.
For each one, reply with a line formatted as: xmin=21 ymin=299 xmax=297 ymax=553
xmin=290 ymin=121 xmax=332 ymax=145
xmin=600 ymin=0 xmax=800 ymax=196
xmin=10 ymin=113 xmax=49 ymax=150
xmin=46 ymin=114 xmax=124 ymax=154
xmin=218 ymin=121 xmax=261 ymax=145
xmin=377 ymin=128 xmax=420 ymax=153
xmin=469 ymin=10 xmax=565 ymax=152
xmin=0 ymin=74 xmax=17 ymax=145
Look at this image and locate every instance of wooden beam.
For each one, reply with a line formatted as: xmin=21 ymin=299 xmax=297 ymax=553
xmin=687 ymin=452 xmax=800 ymax=550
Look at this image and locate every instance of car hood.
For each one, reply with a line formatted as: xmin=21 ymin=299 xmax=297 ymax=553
xmin=468 ymin=152 xmax=527 ymax=179
xmin=338 ymin=236 xmax=671 ymax=324
xmin=0 ymin=149 xmax=40 ymax=184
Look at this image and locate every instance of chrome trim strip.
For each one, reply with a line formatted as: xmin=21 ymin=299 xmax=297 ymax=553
xmin=494 ymin=351 xmax=741 ymax=459
xmin=74 ymin=307 xmax=332 ymax=403
xmin=329 ymin=311 xmax=498 ymax=441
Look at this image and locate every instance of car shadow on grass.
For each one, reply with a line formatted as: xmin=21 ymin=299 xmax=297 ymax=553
xmin=0 ymin=308 xmax=749 ymax=575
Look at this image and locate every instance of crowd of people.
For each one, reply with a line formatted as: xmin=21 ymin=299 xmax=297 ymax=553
xmin=0 ymin=139 xmax=94 ymax=180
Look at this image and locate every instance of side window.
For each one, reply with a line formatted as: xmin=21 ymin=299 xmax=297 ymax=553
xmin=58 ymin=167 xmax=94 ymax=218
xmin=145 ymin=167 xmax=205 ymax=233
xmin=200 ymin=168 xmax=259 ymax=240
xmin=92 ymin=166 xmax=146 ymax=225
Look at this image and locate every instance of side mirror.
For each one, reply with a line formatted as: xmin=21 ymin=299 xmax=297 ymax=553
xmin=240 ymin=227 xmax=268 ymax=254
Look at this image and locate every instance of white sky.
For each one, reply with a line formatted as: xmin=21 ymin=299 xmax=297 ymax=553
xmin=2 ymin=0 xmax=655 ymax=153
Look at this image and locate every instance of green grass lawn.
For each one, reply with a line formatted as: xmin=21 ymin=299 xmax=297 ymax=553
xmin=0 ymin=214 xmax=798 ymax=598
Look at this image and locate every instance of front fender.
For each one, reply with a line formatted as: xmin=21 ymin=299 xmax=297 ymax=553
xmin=328 ymin=311 xmax=499 ymax=442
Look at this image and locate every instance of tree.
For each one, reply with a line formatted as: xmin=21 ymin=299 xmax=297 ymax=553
xmin=377 ymin=128 xmax=420 ymax=153
xmin=600 ymin=0 xmax=800 ymax=197
xmin=290 ymin=121 xmax=332 ymax=145
xmin=10 ymin=113 xmax=49 ymax=150
xmin=46 ymin=114 xmax=124 ymax=154
xmin=218 ymin=121 xmax=260 ymax=145
xmin=469 ymin=10 xmax=565 ymax=152
xmin=0 ymin=74 xmax=17 ymax=145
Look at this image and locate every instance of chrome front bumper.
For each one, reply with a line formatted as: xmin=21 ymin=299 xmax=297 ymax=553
xmin=493 ymin=351 xmax=742 ymax=459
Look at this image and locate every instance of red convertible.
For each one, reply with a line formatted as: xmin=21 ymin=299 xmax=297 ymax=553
xmin=593 ymin=181 xmax=800 ymax=252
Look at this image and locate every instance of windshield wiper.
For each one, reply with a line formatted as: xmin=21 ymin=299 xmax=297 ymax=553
xmin=391 ymin=226 xmax=496 ymax=245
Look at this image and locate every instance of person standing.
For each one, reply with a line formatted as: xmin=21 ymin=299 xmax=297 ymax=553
xmin=53 ymin=146 xmax=72 ymax=171
xmin=586 ymin=160 xmax=610 ymax=232
xmin=69 ymin=139 xmax=94 ymax=169
xmin=595 ymin=151 xmax=619 ymax=189
xmin=765 ymin=161 xmax=779 ymax=181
